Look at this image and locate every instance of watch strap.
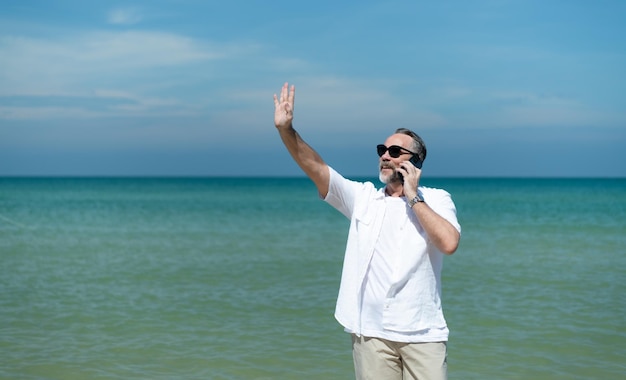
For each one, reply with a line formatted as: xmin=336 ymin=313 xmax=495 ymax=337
xmin=408 ymin=191 xmax=424 ymax=208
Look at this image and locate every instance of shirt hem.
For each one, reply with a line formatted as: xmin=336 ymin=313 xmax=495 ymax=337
xmin=343 ymin=326 xmax=449 ymax=343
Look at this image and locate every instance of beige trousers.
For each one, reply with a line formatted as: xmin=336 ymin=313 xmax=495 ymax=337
xmin=351 ymin=334 xmax=447 ymax=380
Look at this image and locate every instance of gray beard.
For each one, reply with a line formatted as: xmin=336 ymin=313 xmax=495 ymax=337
xmin=379 ymin=168 xmax=402 ymax=184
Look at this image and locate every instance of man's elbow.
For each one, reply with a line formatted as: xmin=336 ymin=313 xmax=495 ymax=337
xmin=440 ymin=232 xmax=460 ymax=255
xmin=441 ymin=245 xmax=458 ymax=255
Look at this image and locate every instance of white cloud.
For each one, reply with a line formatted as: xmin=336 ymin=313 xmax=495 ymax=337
xmin=490 ymin=91 xmax=578 ymax=107
xmin=0 ymin=30 xmax=250 ymax=119
xmin=219 ymin=76 xmax=449 ymax=135
xmin=0 ymin=106 xmax=100 ymax=120
xmin=0 ymin=31 xmax=231 ymax=95
xmin=107 ymin=8 xmax=143 ymax=25
xmin=495 ymin=104 xmax=622 ymax=129
xmin=436 ymin=88 xmax=626 ymax=130
xmin=0 ymin=89 xmax=202 ymax=120
xmin=80 ymin=31 xmax=221 ymax=66
xmin=2 ymin=30 xmax=219 ymax=69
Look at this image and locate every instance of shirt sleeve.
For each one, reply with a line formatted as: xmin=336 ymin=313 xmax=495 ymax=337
xmin=423 ymin=187 xmax=462 ymax=234
xmin=323 ymin=166 xmax=361 ymax=219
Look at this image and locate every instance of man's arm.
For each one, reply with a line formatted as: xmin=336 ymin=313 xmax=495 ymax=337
xmin=399 ymin=161 xmax=460 ymax=255
xmin=411 ymin=202 xmax=460 ymax=255
xmin=274 ymin=82 xmax=330 ymax=198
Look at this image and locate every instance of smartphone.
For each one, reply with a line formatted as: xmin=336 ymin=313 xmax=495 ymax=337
xmin=409 ymin=155 xmax=423 ymax=169
xmin=397 ymin=156 xmax=423 ymax=181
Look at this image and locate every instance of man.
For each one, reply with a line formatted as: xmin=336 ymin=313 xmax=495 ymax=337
xmin=273 ymin=82 xmax=461 ymax=380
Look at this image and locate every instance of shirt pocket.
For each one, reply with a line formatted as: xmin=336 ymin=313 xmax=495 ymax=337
xmin=354 ymin=199 xmax=377 ymax=249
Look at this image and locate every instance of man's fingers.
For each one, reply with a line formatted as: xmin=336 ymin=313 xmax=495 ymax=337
xmin=275 ymin=83 xmax=295 ymax=113
xmin=281 ymin=82 xmax=289 ymax=101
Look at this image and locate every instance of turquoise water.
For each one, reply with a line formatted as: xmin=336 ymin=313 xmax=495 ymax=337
xmin=1 ymin=177 xmax=625 ymax=379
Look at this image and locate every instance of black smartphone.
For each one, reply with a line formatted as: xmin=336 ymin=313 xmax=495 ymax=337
xmin=397 ymin=156 xmax=423 ymax=181
xmin=409 ymin=155 xmax=423 ymax=169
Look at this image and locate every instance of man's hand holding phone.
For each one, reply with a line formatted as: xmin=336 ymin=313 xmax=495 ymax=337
xmin=397 ymin=158 xmax=422 ymax=199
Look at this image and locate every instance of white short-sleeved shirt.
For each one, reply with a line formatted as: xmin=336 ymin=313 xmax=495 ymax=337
xmin=324 ymin=166 xmax=461 ymax=343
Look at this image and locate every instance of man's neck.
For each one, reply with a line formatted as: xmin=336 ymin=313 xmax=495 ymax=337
xmin=385 ymin=182 xmax=405 ymax=197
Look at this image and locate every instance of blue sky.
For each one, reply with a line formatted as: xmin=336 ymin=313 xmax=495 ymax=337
xmin=1 ymin=0 xmax=624 ymax=177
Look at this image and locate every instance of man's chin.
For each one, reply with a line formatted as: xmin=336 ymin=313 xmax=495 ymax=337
xmin=379 ymin=171 xmax=400 ymax=184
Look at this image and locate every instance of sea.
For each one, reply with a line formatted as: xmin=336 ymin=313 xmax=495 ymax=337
xmin=1 ymin=176 xmax=624 ymax=380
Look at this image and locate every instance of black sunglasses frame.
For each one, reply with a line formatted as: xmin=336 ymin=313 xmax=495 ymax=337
xmin=377 ymin=144 xmax=418 ymax=158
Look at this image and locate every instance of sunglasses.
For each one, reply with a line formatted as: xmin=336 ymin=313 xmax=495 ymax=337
xmin=377 ymin=144 xmax=417 ymax=158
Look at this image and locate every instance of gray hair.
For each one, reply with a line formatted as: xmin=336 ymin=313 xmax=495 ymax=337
xmin=395 ymin=128 xmax=427 ymax=163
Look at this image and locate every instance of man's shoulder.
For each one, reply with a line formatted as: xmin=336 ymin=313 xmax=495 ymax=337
xmin=420 ymin=186 xmax=451 ymax=196
xmin=419 ymin=186 xmax=454 ymax=203
xmin=329 ymin=167 xmax=380 ymax=193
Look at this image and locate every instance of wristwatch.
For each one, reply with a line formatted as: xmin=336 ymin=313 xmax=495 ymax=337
xmin=408 ymin=191 xmax=424 ymax=208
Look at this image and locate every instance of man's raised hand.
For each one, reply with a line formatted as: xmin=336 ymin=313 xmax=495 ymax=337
xmin=273 ymin=82 xmax=295 ymax=130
